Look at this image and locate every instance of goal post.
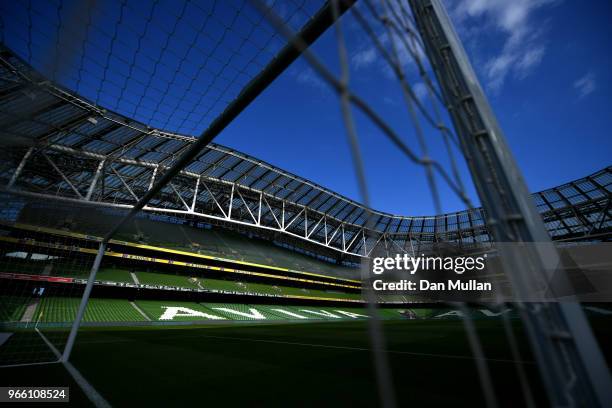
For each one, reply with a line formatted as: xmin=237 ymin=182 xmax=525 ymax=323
xmin=56 ymin=0 xmax=359 ymax=365
xmin=0 ymin=192 xmax=110 ymax=367
xmin=409 ymin=0 xmax=612 ymax=405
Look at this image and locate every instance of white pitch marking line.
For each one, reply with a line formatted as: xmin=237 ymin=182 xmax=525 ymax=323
xmin=35 ymin=329 xmax=112 ymax=408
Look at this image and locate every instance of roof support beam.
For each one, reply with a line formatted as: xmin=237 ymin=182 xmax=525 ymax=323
xmin=235 ymin=187 xmax=257 ymax=224
xmin=85 ymin=159 xmax=105 ymax=201
xmin=148 ymin=165 xmax=159 ymax=191
xmin=257 ymin=191 xmax=263 ymax=225
xmin=262 ymin=196 xmax=281 ymax=228
xmin=228 ymin=184 xmax=235 ymax=219
xmin=201 ymin=179 xmax=227 ymax=218
xmin=284 ymin=208 xmax=304 ymax=231
xmin=43 ymin=153 xmax=83 ymax=199
xmin=111 ymin=167 xmax=139 ymax=202
xmin=191 ymin=177 xmax=200 ymax=212
xmin=345 ymin=228 xmax=363 ymax=252
xmin=7 ymin=147 xmax=34 ymax=189
xmin=306 ymin=214 xmax=325 ymax=239
xmin=169 ymin=182 xmax=191 ymax=211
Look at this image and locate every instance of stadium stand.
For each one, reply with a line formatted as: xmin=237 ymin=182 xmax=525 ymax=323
xmin=0 ymin=223 xmax=363 ymax=302
xmin=16 ymin=296 xmax=587 ymax=324
xmin=201 ymin=303 xmax=288 ymax=320
xmin=133 ymin=273 xmax=362 ymax=301
xmin=0 ymin=297 xmax=405 ymax=324
xmin=0 ymin=253 xmax=90 ymax=277
xmin=201 ymin=278 xmax=253 ymax=294
xmin=135 ymin=300 xmax=217 ymax=322
xmin=0 ymin=296 xmax=30 ymax=322
xmin=14 ymin=205 xmax=360 ymax=280
xmin=250 ymin=305 xmax=303 ymax=319
xmin=135 ymin=271 xmax=200 ymax=289
xmin=0 ymin=252 xmax=361 ymax=303
xmin=33 ymin=297 xmax=146 ymax=323
xmin=94 ymin=269 xmax=135 ymax=284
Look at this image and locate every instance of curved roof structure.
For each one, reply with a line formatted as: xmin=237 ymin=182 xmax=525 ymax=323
xmin=0 ymin=0 xmax=327 ymax=136
xmin=1 ymin=46 xmax=611 ymax=259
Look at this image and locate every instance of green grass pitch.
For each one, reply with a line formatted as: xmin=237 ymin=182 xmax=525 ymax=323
xmin=4 ymin=317 xmax=611 ymax=407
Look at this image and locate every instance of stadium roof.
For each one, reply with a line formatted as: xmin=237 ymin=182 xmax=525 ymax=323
xmin=0 ymin=0 xmax=331 ymax=136
xmin=1 ymin=46 xmax=611 ymax=257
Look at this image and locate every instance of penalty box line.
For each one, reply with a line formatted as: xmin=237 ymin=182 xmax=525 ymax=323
xmin=35 ymin=328 xmax=112 ymax=408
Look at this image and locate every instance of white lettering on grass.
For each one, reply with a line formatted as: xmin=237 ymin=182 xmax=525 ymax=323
xmin=300 ymin=310 xmax=341 ymax=319
xmin=213 ymin=308 xmax=266 ymax=320
xmin=271 ymin=309 xmax=309 ymax=319
xmin=334 ymin=310 xmax=368 ymax=319
xmin=159 ymin=307 xmax=225 ymax=320
xmin=479 ymin=309 xmax=511 ymax=317
xmin=433 ymin=310 xmax=464 ymax=319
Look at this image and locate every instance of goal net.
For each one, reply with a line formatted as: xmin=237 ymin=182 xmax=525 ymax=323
xmin=0 ymin=0 xmax=609 ymax=406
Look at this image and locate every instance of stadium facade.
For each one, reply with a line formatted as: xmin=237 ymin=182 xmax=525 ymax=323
xmin=1 ymin=46 xmax=610 ymax=273
xmin=1 ymin=45 xmax=610 ymax=329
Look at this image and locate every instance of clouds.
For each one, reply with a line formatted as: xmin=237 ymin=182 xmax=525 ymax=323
xmin=449 ymin=0 xmax=557 ymax=92
xmin=295 ymin=67 xmax=325 ymax=89
xmin=293 ymin=1 xmax=559 ymax=97
xmin=349 ymin=29 xmax=428 ymax=82
xmin=349 ymin=0 xmax=556 ymax=93
xmin=515 ymin=46 xmax=545 ymax=78
xmin=573 ymin=72 xmax=596 ymax=99
xmin=412 ymin=82 xmax=428 ymax=101
xmin=352 ymin=45 xmax=378 ymax=69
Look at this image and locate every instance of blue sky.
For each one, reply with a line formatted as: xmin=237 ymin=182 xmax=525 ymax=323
xmin=217 ymin=0 xmax=611 ymax=216
xmin=2 ymin=0 xmax=610 ymax=216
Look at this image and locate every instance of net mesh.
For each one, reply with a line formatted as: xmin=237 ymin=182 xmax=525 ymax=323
xmin=0 ymin=0 xmax=323 ymax=135
xmin=0 ymin=194 xmax=113 ymax=366
xmin=0 ymin=0 xmax=608 ymax=406
xmin=0 ymin=0 xmax=512 ymax=387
